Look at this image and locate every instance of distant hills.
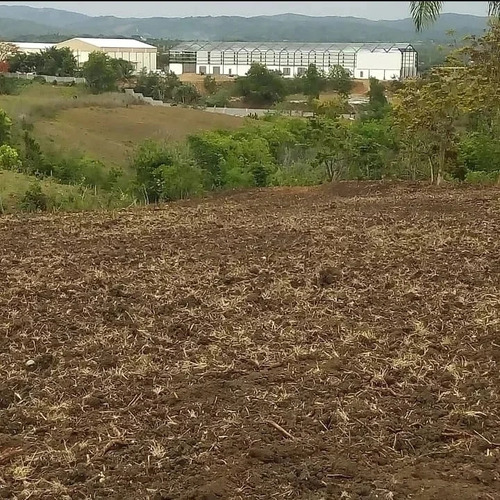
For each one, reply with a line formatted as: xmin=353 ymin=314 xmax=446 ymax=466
xmin=0 ymin=5 xmax=490 ymax=43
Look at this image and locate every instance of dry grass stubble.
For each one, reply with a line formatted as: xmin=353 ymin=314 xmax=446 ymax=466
xmin=0 ymin=182 xmax=499 ymax=499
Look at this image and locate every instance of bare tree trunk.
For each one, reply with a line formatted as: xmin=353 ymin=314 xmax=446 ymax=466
xmin=436 ymin=144 xmax=446 ymax=186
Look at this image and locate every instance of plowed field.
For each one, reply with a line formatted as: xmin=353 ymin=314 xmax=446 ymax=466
xmin=0 ymin=182 xmax=499 ymax=500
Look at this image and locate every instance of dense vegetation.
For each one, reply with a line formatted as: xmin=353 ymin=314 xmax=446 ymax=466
xmin=8 ymin=46 xmax=78 ymax=76
xmin=1 ymin=21 xmax=499 ymax=213
xmin=133 ymin=62 xmax=355 ymax=108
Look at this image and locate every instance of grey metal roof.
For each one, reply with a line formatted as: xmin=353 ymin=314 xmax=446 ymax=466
xmin=170 ymin=41 xmax=416 ymax=53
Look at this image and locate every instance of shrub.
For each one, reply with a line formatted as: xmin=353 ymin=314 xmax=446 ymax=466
xmin=131 ymin=140 xmax=203 ymax=203
xmin=0 ymin=108 xmax=13 ymax=144
xmin=270 ymin=161 xmax=326 ymax=186
xmin=0 ymin=144 xmax=22 ymax=171
xmin=204 ymin=89 xmax=231 ymax=107
xmin=158 ymin=162 xmax=204 ymax=201
xmin=19 ymin=182 xmax=48 ymax=212
xmin=0 ymin=75 xmax=19 ymax=95
xmin=465 ymin=170 xmax=499 ymax=185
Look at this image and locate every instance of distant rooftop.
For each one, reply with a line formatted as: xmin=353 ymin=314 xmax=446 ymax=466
xmin=70 ymin=38 xmax=156 ymax=49
xmin=12 ymin=42 xmax=55 ymax=50
xmin=170 ymin=41 xmax=416 ymax=53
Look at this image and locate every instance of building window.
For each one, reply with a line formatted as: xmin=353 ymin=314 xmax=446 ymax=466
xmin=213 ymin=66 xmax=221 ymax=75
xmin=199 ymin=65 xmax=207 ymax=75
xmin=282 ymin=67 xmax=291 ymax=76
xmin=228 ymin=68 xmax=232 ymax=75
xmin=297 ymin=67 xmax=307 ymax=76
xmin=360 ymin=71 xmax=364 ymax=78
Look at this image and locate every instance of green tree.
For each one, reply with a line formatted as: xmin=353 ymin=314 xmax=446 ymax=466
xmin=308 ymin=117 xmax=352 ymax=181
xmin=0 ymin=108 xmax=12 ymax=145
xmin=362 ymin=77 xmax=390 ymax=120
xmin=410 ymin=1 xmax=500 ymax=31
xmin=134 ymin=69 xmax=181 ymax=101
xmin=172 ymin=83 xmax=201 ymax=105
xmin=39 ymin=46 xmax=77 ymax=76
xmin=8 ymin=47 xmax=77 ymax=76
xmin=327 ymin=65 xmax=353 ymax=97
xmin=234 ymin=62 xmax=287 ymax=106
xmin=203 ymin=75 xmax=217 ymax=94
xmin=393 ymin=69 xmax=460 ymax=184
xmin=131 ymin=140 xmax=203 ymax=202
xmin=82 ymin=52 xmax=120 ymax=94
xmin=110 ymin=58 xmax=135 ymax=82
xmin=301 ymin=63 xmax=327 ymax=100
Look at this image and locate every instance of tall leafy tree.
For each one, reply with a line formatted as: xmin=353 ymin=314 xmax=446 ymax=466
xmin=410 ymin=1 xmax=500 ymax=31
xmin=301 ymin=64 xmax=326 ymax=100
xmin=234 ymin=63 xmax=287 ymax=106
xmin=327 ymin=65 xmax=353 ymax=97
xmin=82 ymin=52 xmax=132 ymax=93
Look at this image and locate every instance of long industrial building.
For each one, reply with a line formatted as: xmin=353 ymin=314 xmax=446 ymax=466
xmin=168 ymin=42 xmax=418 ymax=80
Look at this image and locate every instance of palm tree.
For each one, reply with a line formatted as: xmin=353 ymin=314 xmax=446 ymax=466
xmin=410 ymin=1 xmax=500 ymax=31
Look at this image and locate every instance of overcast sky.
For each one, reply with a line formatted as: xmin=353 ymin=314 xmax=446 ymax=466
xmin=0 ymin=1 xmax=490 ymax=19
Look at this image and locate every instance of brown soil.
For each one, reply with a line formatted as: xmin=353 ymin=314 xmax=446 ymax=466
xmin=0 ymin=182 xmax=499 ymax=499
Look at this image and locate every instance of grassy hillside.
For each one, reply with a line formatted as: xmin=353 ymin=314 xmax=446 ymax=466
xmin=34 ymin=105 xmax=244 ymax=167
xmin=0 ymin=82 xmax=244 ymax=168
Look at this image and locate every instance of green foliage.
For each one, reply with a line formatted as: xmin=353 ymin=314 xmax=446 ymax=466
xmin=234 ymin=63 xmax=287 ymax=106
xmin=172 ymin=83 xmax=201 ymax=105
xmin=204 ymin=88 xmax=231 ymax=107
xmin=410 ymin=1 xmax=500 ymax=32
xmin=0 ymin=108 xmax=13 ymax=144
xmin=301 ymin=64 xmax=327 ymax=100
xmin=21 ymin=131 xmax=50 ymax=176
xmin=458 ymin=132 xmax=500 ymax=173
xmin=464 ymin=170 xmax=499 ymax=185
xmin=8 ymin=46 xmax=77 ymax=76
xmin=312 ymin=96 xmax=350 ymax=119
xmin=0 ymin=144 xmax=22 ymax=171
xmin=363 ymin=77 xmax=390 ymax=120
xmin=203 ymin=75 xmax=217 ymax=94
xmin=0 ymin=75 xmax=21 ymax=96
xmin=82 ymin=52 xmax=125 ymax=94
xmin=19 ymin=182 xmax=48 ymax=212
xmin=134 ymin=70 xmax=182 ymax=101
xmin=270 ymin=161 xmax=326 ymax=186
xmin=327 ymin=65 xmax=354 ymax=97
xmin=110 ymin=58 xmax=134 ymax=81
xmin=158 ymin=160 xmax=204 ymax=201
xmin=348 ymin=118 xmax=397 ymax=179
xmin=131 ymin=140 xmax=203 ymax=202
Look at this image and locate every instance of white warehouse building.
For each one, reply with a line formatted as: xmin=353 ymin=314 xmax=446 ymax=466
xmin=169 ymin=42 xmax=418 ymax=80
xmin=10 ymin=42 xmax=55 ymax=54
xmin=55 ymin=38 xmax=157 ymax=73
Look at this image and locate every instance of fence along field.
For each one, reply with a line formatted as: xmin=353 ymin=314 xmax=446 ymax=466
xmin=0 ymin=182 xmax=499 ymax=499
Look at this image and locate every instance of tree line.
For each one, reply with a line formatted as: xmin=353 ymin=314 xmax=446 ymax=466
xmin=1 ymin=20 xmax=499 ymax=213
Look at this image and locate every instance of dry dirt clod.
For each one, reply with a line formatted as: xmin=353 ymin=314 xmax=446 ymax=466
xmin=25 ymin=359 xmax=36 ymax=371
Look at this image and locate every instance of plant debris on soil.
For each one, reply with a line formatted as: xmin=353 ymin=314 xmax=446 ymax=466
xmin=0 ymin=182 xmax=499 ymax=500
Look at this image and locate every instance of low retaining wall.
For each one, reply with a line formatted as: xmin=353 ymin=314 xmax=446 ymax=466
xmin=2 ymin=72 xmax=86 ymax=84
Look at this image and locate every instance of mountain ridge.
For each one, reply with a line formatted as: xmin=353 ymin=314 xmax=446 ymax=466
xmin=0 ymin=5 xmax=489 ymax=42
